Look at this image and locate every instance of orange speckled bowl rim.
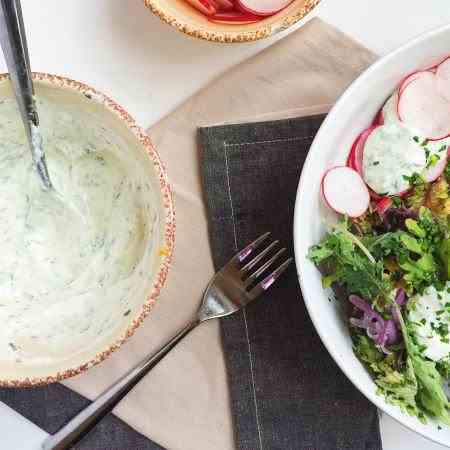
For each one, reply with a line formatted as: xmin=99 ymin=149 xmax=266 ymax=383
xmin=143 ymin=0 xmax=321 ymax=43
xmin=0 ymin=72 xmax=175 ymax=387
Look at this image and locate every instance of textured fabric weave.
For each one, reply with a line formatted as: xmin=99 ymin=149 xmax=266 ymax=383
xmin=199 ymin=115 xmax=382 ymax=450
xmin=0 ymin=384 xmax=164 ymax=449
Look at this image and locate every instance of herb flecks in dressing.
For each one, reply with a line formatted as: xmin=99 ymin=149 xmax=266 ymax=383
xmin=0 ymin=97 xmax=158 ymax=367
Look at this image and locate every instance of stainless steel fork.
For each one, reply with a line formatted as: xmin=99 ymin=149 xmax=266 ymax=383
xmin=42 ymin=232 xmax=292 ymax=450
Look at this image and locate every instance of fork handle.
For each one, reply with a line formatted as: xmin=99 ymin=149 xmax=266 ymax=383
xmin=41 ymin=319 xmax=200 ymax=450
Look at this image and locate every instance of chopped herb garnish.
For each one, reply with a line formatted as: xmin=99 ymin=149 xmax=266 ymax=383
xmin=427 ymin=154 xmax=440 ymax=169
xmin=437 ymin=323 xmax=449 ymax=338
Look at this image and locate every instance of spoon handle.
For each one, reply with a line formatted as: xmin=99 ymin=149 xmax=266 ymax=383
xmin=0 ymin=0 xmax=52 ymax=188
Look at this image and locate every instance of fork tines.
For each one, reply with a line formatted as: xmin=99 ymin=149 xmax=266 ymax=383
xmin=236 ymin=232 xmax=292 ymax=299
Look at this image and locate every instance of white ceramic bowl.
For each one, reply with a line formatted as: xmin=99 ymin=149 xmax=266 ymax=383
xmin=294 ymin=24 xmax=450 ymax=447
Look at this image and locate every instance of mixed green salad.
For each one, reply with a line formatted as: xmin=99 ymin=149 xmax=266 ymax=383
xmin=309 ymin=57 xmax=450 ymax=425
xmin=309 ymin=166 xmax=450 ymax=425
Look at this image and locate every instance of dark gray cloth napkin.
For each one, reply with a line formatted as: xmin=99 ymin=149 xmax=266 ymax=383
xmin=199 ymin=114 xmax=382 ymax=450
xmin=0 ymin=384 xmax=163 ymax=448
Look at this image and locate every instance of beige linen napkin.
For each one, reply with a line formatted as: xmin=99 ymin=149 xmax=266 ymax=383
xmin=64 ymin=18 xmax=376 ymax=450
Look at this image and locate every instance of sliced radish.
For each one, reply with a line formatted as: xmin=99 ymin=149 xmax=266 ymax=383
xmin=436 ymin=57 xmax=450 ymax=102
xmin=212 ymin=0 xmax=234 ymax=10
xmin=352 ymin=126 xmax=377 ymax=176
xmin=397 ymin=71 xmax=450 ymax=140
xmin=373 ymin=108 xmax=383 ymax=126
xmin=398 ymin=70 xmax=430 ymax=95
xmin=209 ymin=11 xmax=260 ymax=23
xmin=369 ymin=189 xmax=383 ymax=201
xmin=347 ymin=126 xmax=381 ymax=200
xmin=236 ymin=0 xmax=292 ymax=16
xmin=347 ymin=136 xmax=358 ymax=169
xmin=426 ymin=54 xmax=450 ymax=73
xmin=185 ymin=0 xmax=216 ymax=15
xmin=346 ymin=145 xmax=381 ymax=201
xmin=376 ymin=197 xmax=392 ymax=215
xmin=423 ymin=151 xmax=448 ymax=182
xmin=321 ymin=166 xmax=370 ymax=218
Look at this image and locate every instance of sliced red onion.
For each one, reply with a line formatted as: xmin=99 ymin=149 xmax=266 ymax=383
xmin=384 ymin=320 xmax=398 ymax=345
xmin=349 ymin=295 xmax=399 ymax=348
xmin=395 ymin=288 xmax=407 ymax=305
xmin=349 ymin=317 xmax=367 ymax=328
xmin=349 ymin=295 xmax=380 ymax=316
xmin=368 ymin=320 xmax=383 ymax=342
xmin=379 ymin=344 xmax=392 ymax=355
xmin=391 ymin=306 xmax=401 ymax=326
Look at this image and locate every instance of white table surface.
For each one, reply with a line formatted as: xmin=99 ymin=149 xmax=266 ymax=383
xmin=2 ymin=1 xmax=450 ymax=449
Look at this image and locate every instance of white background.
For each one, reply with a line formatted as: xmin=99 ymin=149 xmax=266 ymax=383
xmin=2 ymin=1 xmax=450 ymax=449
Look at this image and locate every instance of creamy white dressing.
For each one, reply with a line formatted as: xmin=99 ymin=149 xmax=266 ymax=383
xmin=362 ymin=123 xmax=426 ymax=195
xmin=408 ymin=283 xmax=450 ymax=361
xmin=30 ymin=123 xmax=44 ymax=161
xmin=0 ymin=95 xmax=158 ymax=367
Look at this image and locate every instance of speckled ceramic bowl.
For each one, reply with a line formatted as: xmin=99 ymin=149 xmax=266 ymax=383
xmin=0 ymin=73 xmax=174 ymax=387
xmin=143 ymin=0 xmax=320 ymax=43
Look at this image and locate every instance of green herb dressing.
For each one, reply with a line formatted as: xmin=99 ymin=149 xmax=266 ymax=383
xmin=0 ymin=95 xmax=158 ymax=368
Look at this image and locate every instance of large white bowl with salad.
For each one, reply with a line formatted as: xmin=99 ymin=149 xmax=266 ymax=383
xmin=294 ymin=24 xmax=450 ymax=447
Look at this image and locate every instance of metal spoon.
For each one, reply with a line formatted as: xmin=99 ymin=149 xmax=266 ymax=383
xmin=0 ymin=0 xmax=51 ymax=188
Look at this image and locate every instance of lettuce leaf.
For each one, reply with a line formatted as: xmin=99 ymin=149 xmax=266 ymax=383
xmin=410 ymin=351 xmax=450 ymax=425
xmin=397 ymin=307 xmax=450 ymax=424
xmin=308 ymin=226 xmax=391 ymax=300
xmin=353 ymin=334 xmax=423 ymax=419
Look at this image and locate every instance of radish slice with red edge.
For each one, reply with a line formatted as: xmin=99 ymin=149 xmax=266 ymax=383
xmin=213 ymin=0 xmax=234 ymax=10
xmin=209 ymin=11 xmax=260 ymax=23
xmin=352 ymin=125 xmax=377 ymax=176
xmin=423 ymin=151 xmax=448 ymax=182
xmin=398 ymin=70 xmax=431 ymax=95
xmin=346 ymin=126 xmax=381 ymax=200
xmin=346 ymin=137 xmax=358 ymax=169
xmin=397 ymin=71 xmax=450 ymax=140
xmin=185 ymin=0 xmax=216 ymax=15
xmin=376 ymin=197 xmax=392 ymax=215
xmin=321 ymin=166 xmax=370 ymax=217
xmin=424 ymin=54 xmax=450 ymax=73
xmin=436 ymin=57 xmax=450 ymax=102
xmin=236 ymin=0 xmax=292 ymax=16
xmin=373 ymin=109 xmax=383 ymax=126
